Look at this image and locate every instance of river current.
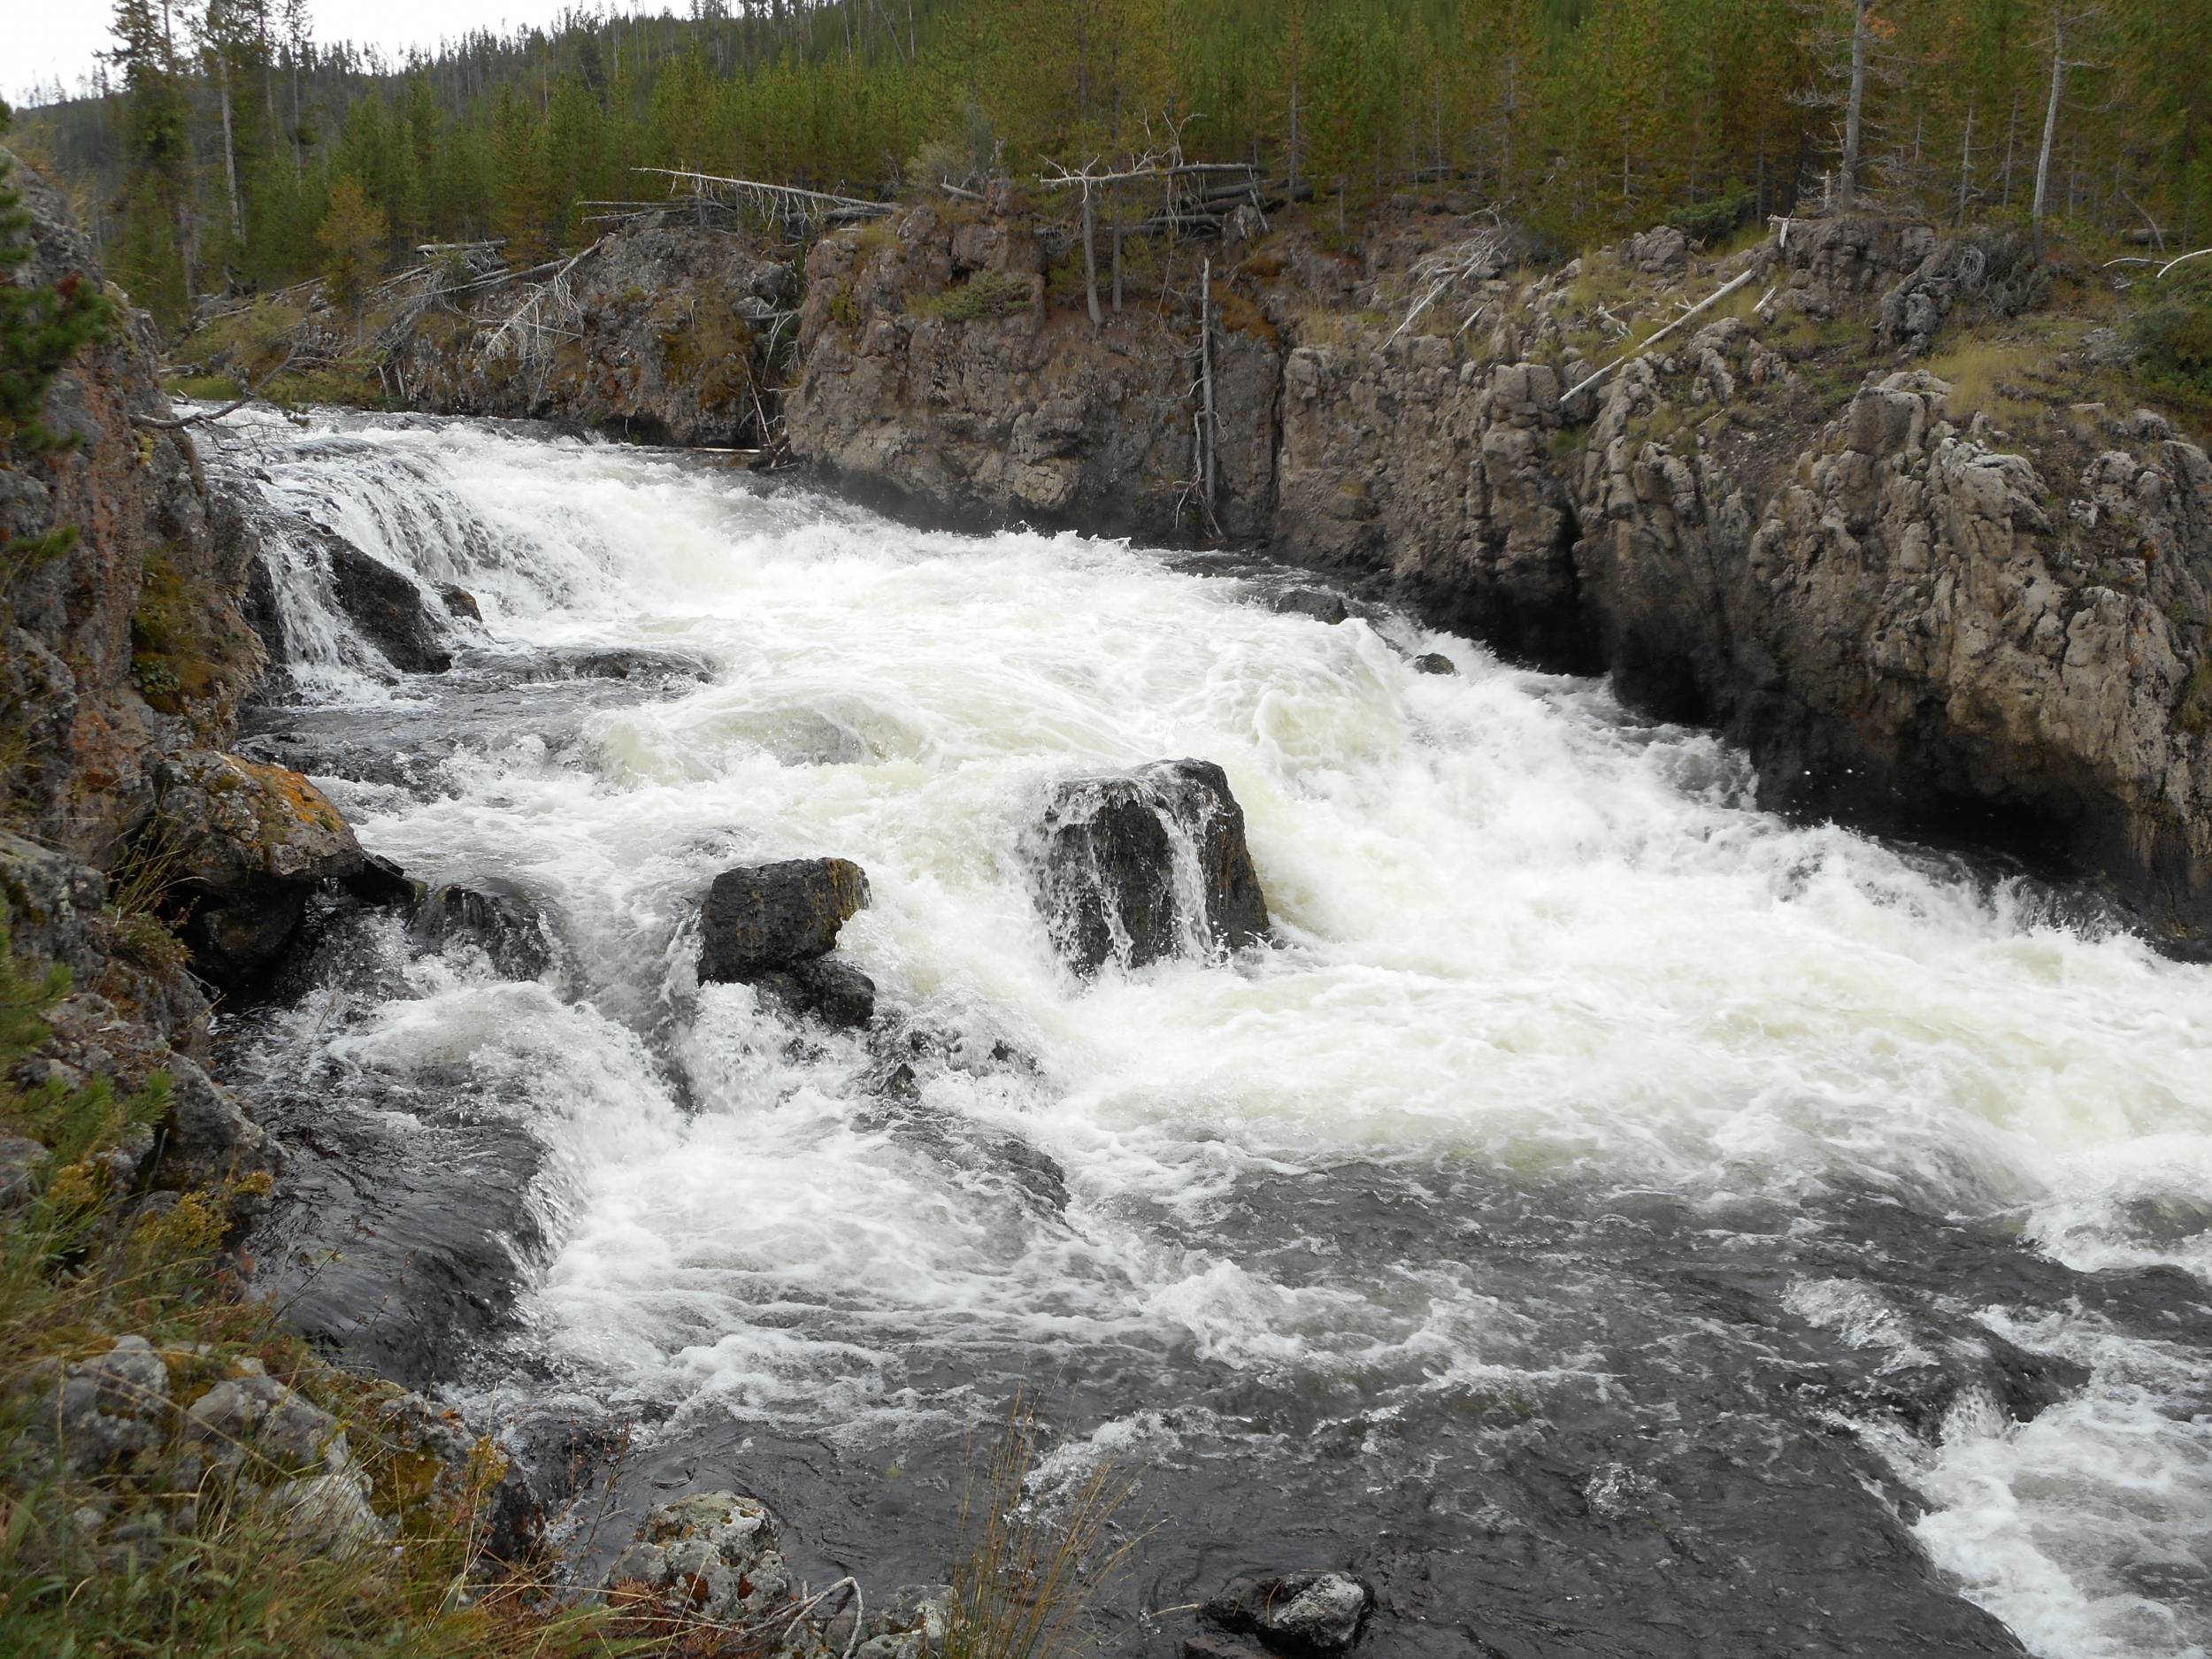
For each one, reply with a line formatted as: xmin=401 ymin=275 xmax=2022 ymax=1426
xmin=209 ymin=410 xmax=2212 ymax=1659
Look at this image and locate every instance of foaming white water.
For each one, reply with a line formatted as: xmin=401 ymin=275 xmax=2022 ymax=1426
xmin=233 ymin=413 xmax=2212 ymax=1657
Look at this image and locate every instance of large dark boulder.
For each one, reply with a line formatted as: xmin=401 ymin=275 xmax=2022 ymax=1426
xmin=1029 ymin=759 xmax=1270 ymax=976
xmin=153 ymin=750 xmax=367 ymax=990
xmin=698 ymin=858 xmax=870 ymax=984
xmin=322 ymin=529 xmax=452 ymax=673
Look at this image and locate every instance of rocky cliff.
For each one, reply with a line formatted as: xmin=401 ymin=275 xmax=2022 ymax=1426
xmin=1 ymin=150 xmax=363 ymax=1201
xmin=785 ymin=202 xmax=2212 ymax=949
xmin=787 ymin=199 xmax=1278 ymax=537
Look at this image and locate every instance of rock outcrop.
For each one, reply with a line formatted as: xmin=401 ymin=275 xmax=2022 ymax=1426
xmin=0 ymin=153 xmax=364 ymax=1227
xmin=155 ymin=749 xmax=369 ymax=988
xmin=384 ymin=217 xmax=798 ymax=446
xmin=0 ymin=151 xmax=265 ymax=864
xmin=783 ymin=198 xmax=2212 ymax=948
xmin=1029 ymin=759 xmax=1271 ymax=975
xmin=786 ymin=199 xmax=1278 ymax=538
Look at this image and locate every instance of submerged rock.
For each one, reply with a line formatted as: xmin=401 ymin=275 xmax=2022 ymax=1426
xmin=698 ymin=857 xmax=871 ymax=983
xmin=1270 ymin=587 xmax=1350 ymax=625
xmin=1030 ymin=759 xmax=1270 ymax=976
xmin=754 ymin=956 xmax=877 ymax=1029
xmin=1204 ymin=1571 xmax=1371 ymax=1657
xmin=412 ymin=879 xmax=556 ymax=980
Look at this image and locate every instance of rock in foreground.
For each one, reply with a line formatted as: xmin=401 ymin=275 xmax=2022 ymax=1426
xmin=1204 ymin=1571 xmax=1371 ymax=1656
xmin=156 ymin=751 xmax=367 ymax=989
xmin=1030 ymin=759 xmax=1270 ymax=975
xmin=607 ymin=1491 xmax=795 ymax=1624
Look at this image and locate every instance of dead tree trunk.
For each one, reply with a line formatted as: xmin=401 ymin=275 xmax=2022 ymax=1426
xmin=1200 ymin=257 xmax=1216 ymax=514
xmin=216 ymin=47 xmax=242 ymax=246
xmin=1840 ymin=0 xmax=1870 ymax=209
xmin=2032 ymin=8 xmax=2072 ymax=247
xmin=1955 ymin=97 xmax=1976 ymax=225
xmin=1079 ymin=180 xmax=1102 ymax=328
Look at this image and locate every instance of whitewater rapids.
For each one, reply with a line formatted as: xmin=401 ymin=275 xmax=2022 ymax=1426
xmin=213 ymin=411 xmax=2212 ymax=1659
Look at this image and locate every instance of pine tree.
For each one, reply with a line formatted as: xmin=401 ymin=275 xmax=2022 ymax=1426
xmin=105 ymin=0 xmax=196 ymax=326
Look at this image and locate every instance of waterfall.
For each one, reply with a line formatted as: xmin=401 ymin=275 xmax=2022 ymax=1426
xmin=210 ymin=410 xmax=2212 ymax=1659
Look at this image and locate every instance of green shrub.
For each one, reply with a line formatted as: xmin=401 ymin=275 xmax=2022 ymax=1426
xmin=917 ymin=267 xmax=1033 ymax=324
xmin=2135 ymin=268 xmax=2212 ymax=411
xmin=1664 ymin=184 xmax=1755 ymax=245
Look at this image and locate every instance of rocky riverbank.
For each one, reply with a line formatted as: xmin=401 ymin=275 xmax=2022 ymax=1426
xmin=0 ymin=152 xmax=976 ymax=1658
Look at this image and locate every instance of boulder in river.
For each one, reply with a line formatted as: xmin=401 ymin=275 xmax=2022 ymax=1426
xmin=1030 ymin=759 xmax=1270 ymax=976
xmin=698 ymin=857 xmax=871 ymax=983
xmin=753 ymin=956 xmax=877 ymax=1029
xmin=1270 ymin=587 xmax=1350 ymax=625
xmin=322 ymin=530 xmax=452 ymax=673
xmin=1204 ymin=1571 xmax=1371 ymax=1656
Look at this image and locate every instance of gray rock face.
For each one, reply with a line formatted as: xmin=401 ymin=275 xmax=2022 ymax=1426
xmin=1572 ymin=365 xmax=2212 ymax=941
xmin=607 ymin=1491 xmax=795 ymax=1624
xmin=1204 ymin=1571 xmax=1371 ymax=1655
xmin=698 ymin=857 xmax=871 ymax=983
xmin=1030 ymin=759 xmax=1271 ymax=976
xmin=787 ymin=204 xmax=1279 ymax=540
xmin=0 ymin=150 xmax=265 ymax=863
xmin=0 ymin=830 xmax=107 ymax=978
xmin=35 ymin=992 xmax=273 ymax=1197
xmin=380 ymin=219 xmax=799 ymax=447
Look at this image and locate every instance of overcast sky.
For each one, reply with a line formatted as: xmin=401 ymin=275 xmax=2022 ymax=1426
xmin=11 ymin=2 xmax=672 ymax=108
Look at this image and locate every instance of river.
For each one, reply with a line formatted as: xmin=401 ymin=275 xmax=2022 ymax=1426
xmin=208 ymin=409 xmax=2212 ymax=1659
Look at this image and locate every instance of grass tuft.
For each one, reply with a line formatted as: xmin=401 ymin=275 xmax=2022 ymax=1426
xmin=942 ymin=1394 xmax=1146 ymax=1659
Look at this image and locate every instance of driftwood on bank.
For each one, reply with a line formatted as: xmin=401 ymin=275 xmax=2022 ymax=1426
xmin=635 ymin=167 xmax=895 ymax=231
xmin=1564 ymin=265 xmax=1763 ymax=401
xmin=134 ymin=345 xmax=300 ymax=430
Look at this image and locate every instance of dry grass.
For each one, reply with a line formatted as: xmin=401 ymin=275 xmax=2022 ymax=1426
xmin=942 ymin=1395 xmax=1146 ymax=1659
xmin=1924 ymin=336 xmax=2055 ymax=427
